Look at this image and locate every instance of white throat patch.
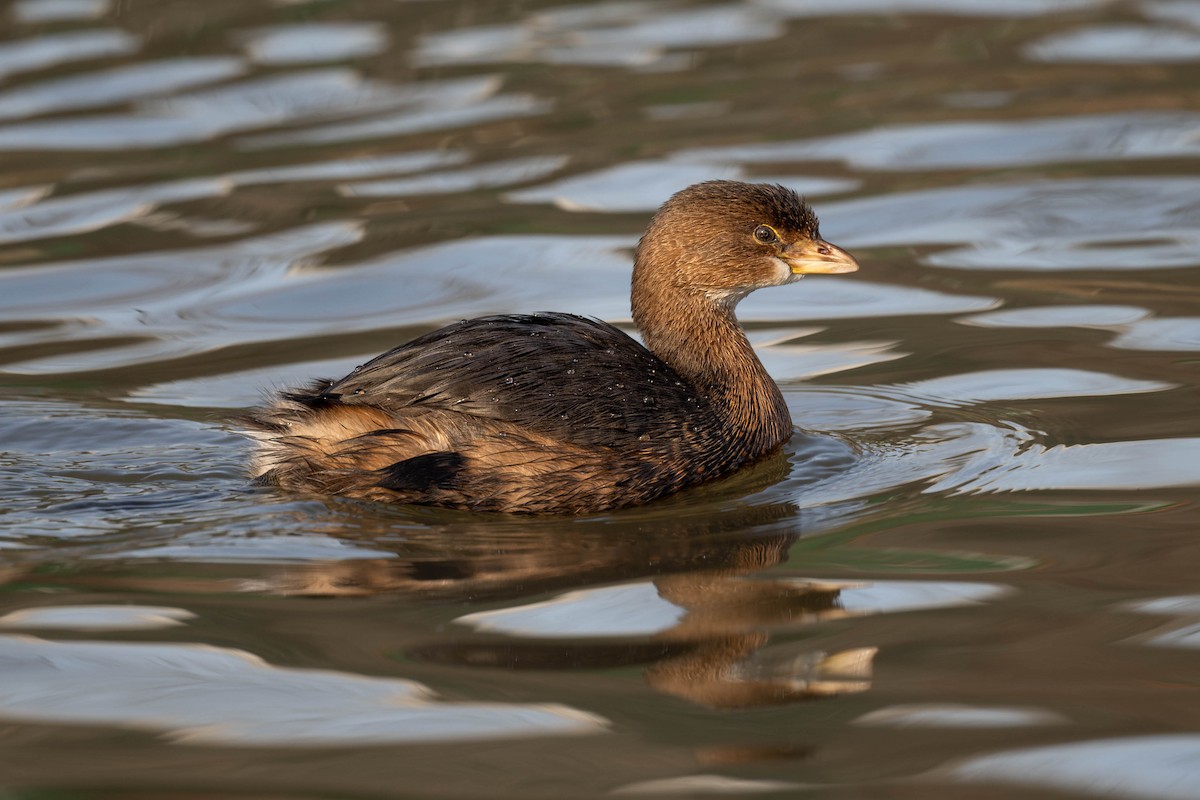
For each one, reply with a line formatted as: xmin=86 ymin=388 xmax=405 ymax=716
xmin=771 ymin=256 xmax=802 ymax=285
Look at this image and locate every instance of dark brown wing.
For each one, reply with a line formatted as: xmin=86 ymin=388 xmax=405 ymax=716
xmin=304 ymin=313 xmax=715 ymax=449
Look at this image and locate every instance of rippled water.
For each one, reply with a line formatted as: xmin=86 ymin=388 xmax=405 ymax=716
xmin=1 ymin=0 xmax=1198 ymax=797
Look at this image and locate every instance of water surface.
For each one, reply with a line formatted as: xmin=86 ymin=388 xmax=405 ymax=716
xmin=1 ymin=0 xmax=1198 ymax=797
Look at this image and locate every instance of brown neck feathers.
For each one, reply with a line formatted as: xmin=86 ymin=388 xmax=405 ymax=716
xmin=632 ymin=276 xmax=792 ymax=453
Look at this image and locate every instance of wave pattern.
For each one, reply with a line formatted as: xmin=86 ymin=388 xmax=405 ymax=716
xmin=0 ymin=0 xmax=1197 ymax=796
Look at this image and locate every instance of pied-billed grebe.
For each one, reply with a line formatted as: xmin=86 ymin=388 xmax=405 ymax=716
xmin=244 ymin=180 xmax=858 ymax=514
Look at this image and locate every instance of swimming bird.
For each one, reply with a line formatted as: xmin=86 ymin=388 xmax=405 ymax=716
xmin=243 ymin=180 xmax=859 ymax=513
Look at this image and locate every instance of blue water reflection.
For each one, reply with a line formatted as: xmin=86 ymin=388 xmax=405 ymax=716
xmin=677 ymin=112 xmax=1200 ymax=169
xmin=0 ymin=28 xmax=136 ymax=79
xmin=0 ymin=634 xmax=605 ymax=745
xmin=1027 ymin=24 xmax=1200 ymax=62
xmin=239 ymin=22 xmax=388 ymax=65
xmin=952 ymin=735 xmax=1200 ymax=798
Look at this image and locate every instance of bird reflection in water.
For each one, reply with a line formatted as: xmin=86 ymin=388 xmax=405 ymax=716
xmin=267 ymin=462 xmax=876 ymax=712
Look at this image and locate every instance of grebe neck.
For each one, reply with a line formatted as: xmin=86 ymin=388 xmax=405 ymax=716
xmin=632 ymin=285 xmax=793 ymax=451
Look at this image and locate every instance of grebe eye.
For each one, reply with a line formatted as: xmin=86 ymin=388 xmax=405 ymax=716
xmin=753 ymin=225 xmax=778 ymax=243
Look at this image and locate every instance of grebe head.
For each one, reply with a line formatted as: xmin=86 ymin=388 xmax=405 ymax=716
xmin=633 ymin=180 xmax=859 ymax=309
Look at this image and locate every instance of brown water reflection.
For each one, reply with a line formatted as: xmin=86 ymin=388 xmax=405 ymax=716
xmin=1 ymin=0 xmax=1199 ymax=797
